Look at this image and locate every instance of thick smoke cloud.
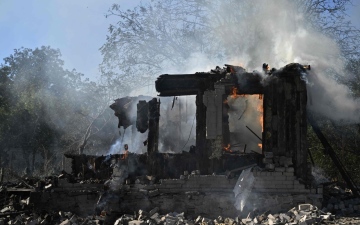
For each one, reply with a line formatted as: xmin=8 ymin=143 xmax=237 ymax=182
xmin=208 ymin=0 xmax=359 ymax=123
xmin=106 ymin=0 xmax=360 ymax=155
xmin=137 ymin=0 xmax=360 ymax=124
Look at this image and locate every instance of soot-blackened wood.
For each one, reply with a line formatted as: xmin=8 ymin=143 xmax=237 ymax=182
xmin=196 ymin=92 xmax=210 ymax=174
xmin=147 ymin=98 xmax=160 ymax=154
xmin=147 ymin=98 xmax=161 ymax=176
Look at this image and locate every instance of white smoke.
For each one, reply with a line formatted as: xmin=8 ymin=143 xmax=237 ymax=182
xmin=107 ymin=138 xmax=123 ymax=155
xmin=206 ymin=0 xmax=359 ymax=123
xmin=103 ymin=0 xmax=360 ymax=156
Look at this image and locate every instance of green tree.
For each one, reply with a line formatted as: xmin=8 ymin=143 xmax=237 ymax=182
xmin=0 ymin=46 xmax=117 ymax=174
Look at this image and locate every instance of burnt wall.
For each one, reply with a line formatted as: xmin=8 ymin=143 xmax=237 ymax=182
xmin=65 ymin=152 xmax=256 ymax=181
xmin=263 ymin=68 xmax=308 ymax=182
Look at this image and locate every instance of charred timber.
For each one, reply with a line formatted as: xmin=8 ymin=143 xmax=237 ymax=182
xmin=155 ymin=73 xmax=225 ymax=96
xmin=155 ymin=72 xmax=264 ymax=96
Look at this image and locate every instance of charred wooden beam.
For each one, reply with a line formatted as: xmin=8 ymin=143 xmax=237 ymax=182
xmin=246 ymin=125 xmax=262 ymax=142
xmin=195 ymin=92 xmax=210 ymax=174
xmin=155 ymin=71 xmax=264 ymax=97
xmin=155 ymin=73 xmax=226 ymax=96
xmin=147 ymin=98 xmax=160 ymax=155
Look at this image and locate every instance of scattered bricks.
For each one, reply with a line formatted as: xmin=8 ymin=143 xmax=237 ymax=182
xmin=224 ymin=217 xmax=234 ymax=225
xmin=180 ymin=175 xmax=186 ymax=180
xmin=150 ymin=213 xmax=161 ymax=224
xmin=128 ymin=220 xmax=146 ymax=225
xmin=184 ymin=171 xmax=189 ymax=176
xmin=241 ymin=218 xmax=252 ymax=224
xmin=165 ymin=215 xmax=178 ymax=225
xmin=195 ymin=216 xmax=202 ymax=224
xmin=320 ymin=214 xmax=330 ymax=220
xmin=59 ymin=219 xmax=70 ymax=225
xmin=215 ymin=216 xmax=224 ymax=223
xmin=299 ymin=204 xmax=313 ymax=211
xmin=202 ymin=217 xmax=213 ymax=225
xmin=138 ymin=210 xmax=149 ymax=220
xmin=279 ymin=213 xmax=290 ymax=222
xmin=267 ymin=214 xmax=276 ymax=220
xmin=149 ymin=207 xmax=159 ymax=217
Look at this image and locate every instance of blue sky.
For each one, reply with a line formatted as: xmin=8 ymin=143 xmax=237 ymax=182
xmin=0 ymin=0 xmax=141 ymax=80
xmin=0 ymin=0 xmax=359 ymax=81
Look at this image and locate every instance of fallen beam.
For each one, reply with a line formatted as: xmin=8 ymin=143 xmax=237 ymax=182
xmin=308 ymin=113 xmax=359 ymax=196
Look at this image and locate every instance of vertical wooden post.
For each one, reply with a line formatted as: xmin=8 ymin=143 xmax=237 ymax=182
xmin=147 ymin=98 xmax=160 ymax=176
xmin=196 ymin=92 xmax=209 ymax=174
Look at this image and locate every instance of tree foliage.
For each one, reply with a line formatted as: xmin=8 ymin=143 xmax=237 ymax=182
xmin=0 ymin=47 xmax=117 ymax=174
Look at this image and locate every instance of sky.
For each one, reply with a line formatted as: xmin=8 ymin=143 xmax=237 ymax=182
xmin=0 ymin=0 xmax=359 ymax=81
xmin=0 ymin=0 xmax=141 ymax=80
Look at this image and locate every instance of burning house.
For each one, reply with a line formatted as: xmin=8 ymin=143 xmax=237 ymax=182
xmin=4 ymin=63 xmax=359 ymax=224
xmin=62 ymin=63 xmax=323 ymax=215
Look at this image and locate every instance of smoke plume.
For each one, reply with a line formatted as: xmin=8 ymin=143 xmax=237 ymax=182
xmin=207 ymin=0 xmax=359 ymax=123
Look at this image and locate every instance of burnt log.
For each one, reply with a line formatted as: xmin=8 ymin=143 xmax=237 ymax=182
xmin=155 ymin=73 xmax=225 ymax=96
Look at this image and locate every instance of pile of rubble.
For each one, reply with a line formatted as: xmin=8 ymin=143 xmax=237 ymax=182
xmin=0 ymin=210 xmax=106 ymax=225
xmin=321 ymin=183 xmax=360 ymax=216
xmin=1 ymin=203 xmax=360 ymax=225
xmin=113 ymin=204 xmax=360 ymax=225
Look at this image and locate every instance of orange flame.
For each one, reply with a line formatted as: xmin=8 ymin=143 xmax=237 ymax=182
xmin=257 ymin=95 xmax=263 ymax=132
xmin=121 ymin=150 xmax=129 ymax=160
xmin=223 ymin=144 xmax=232 ymax=152
xmin=257 ymin=94 xmax=263 ymax=149
xmin=231 ymin=87 xmax=238 ymax=99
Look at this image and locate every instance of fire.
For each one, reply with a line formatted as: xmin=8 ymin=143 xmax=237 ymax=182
xmin=121 ymin=150 xmax=129 ymax=160
xmin=223 ymin=144 xmax=232 ymax=152
xmin=230 ymin=87 xmax=238 ymax=99
xmin=257 ymin=97 xmax=263 ymax=132
xmin=257 ymin=94 xmax=263 ymax=150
